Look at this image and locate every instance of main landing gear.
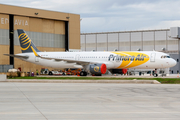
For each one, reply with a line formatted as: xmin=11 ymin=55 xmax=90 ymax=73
xmin=80 ymin=71 xmax=87 ymax=76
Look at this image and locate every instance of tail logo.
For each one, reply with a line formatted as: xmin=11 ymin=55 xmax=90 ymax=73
xmin=18 ymin=33 xmax=31 ymax=51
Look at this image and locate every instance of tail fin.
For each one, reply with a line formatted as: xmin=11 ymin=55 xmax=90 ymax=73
xmin=17 ymin=29 xmax=40 ymax=53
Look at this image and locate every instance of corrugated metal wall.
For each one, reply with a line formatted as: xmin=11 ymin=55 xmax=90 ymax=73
xmin=0 ymin=65 xmax=13 ymax=72
xmin=81 ymin=29 xmax=179 ymax=52
xmin=0 ymin=29 xmax=9 ymax=45
xmin=14 ymin=30 xmax=65 ymax=48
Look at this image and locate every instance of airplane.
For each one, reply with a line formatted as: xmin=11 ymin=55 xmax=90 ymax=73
xmin=4 ymin=29 xmax=177 ymax=76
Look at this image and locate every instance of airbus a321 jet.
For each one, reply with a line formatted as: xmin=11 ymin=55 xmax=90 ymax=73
xmin=4 ymin=29 xmax=177 ymax=76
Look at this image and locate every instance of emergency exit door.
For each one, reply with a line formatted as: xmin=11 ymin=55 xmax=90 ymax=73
xmin=75 ymin=54 xmax=80 ymax=60
xmin=150 ymin=53 xmax=156 ymax=62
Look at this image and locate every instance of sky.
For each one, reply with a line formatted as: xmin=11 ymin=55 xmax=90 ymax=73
xmin=1 ymin=0 xmax=180 ymax=33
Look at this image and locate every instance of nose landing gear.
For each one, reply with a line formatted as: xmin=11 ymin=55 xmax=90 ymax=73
xmin=153 ymin=69 xmax=158 ymax=77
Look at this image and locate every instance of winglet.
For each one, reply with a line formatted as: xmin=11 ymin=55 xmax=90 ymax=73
xmin=31 ymin=46 xmax=39 ymax=57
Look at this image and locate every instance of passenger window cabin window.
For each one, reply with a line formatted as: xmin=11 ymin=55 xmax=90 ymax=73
xmin=177 ymin=59 xmax=179 ymax=62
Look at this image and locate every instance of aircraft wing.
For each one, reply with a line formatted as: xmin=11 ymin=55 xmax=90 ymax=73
xmin=40 ymin=56 xmax=91 ymax=65
xmin=31 ymin=47 xmax=92 ymax=65
xmin=4 ymin=54 xmax=29 ymax=59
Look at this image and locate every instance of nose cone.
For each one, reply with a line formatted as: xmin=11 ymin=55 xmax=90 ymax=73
xmin=170 ymin=59 xmax=177 ymax=67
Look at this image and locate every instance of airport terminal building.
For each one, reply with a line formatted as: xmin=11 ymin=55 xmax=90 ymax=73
xmin=0 ymin=4 xmax=80 ymax=72
xmin=81 ymin=28 xmax=180 ymax=74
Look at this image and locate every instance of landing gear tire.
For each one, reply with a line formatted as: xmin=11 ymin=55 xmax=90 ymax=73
xmin=154 ymin=73 xmax=158 ymax=77
xmin=48 ymin=72 xmax=53 ymax=75
xmin=80 ymin=71 xmax=87 ymax=76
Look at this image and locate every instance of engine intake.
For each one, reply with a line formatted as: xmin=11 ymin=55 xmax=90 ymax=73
xmin=90 ymin=63 xmax=107 ymax=75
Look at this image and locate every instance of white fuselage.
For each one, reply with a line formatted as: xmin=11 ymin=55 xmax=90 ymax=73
xmin=17 ymin=51 xmax=177 ymax=70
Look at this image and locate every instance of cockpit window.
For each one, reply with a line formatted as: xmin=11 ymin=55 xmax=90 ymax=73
xmin=161 ymin=55 xmax=171 ymax=58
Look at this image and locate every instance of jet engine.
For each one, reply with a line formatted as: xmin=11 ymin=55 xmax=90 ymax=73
xmin=89 ymin=63 xmax=107 ymax=75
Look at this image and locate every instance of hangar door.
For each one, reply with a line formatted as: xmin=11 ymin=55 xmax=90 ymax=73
xmin=13 ymin=17 xmax=66 ymax=51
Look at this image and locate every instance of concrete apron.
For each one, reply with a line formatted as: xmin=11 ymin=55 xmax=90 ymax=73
xmin=0 ymin=74 xmax=7 ymax=81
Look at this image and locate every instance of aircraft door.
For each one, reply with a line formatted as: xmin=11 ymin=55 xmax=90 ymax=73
xmin=150 ymin=53 xmax=156 ymax=62
xmin=75 ymin=54 xmax=80 ymax=60
xmin=35 ymin=57 xmax=39 ymax=62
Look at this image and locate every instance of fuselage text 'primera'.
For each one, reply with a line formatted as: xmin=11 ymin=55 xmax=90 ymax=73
xmin=108 ymin=54 xmax=148 ymax=62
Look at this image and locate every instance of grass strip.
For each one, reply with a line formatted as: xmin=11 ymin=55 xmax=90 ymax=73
xmin=9 ymin=76 xmax=180 ymax=84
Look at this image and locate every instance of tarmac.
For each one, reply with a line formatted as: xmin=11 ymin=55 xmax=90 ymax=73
xmin=0 ymin=82 xmax=180 ymax=120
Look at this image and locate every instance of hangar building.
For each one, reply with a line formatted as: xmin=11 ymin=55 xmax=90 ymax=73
xmin=0 ymin=4 xmax=80 ymax=72
xmin=81 ymin=28 xmax=180 ymax=74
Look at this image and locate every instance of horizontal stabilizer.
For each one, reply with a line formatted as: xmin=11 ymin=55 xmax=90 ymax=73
xmin=4 ymin=54 xmax=29 ymax=59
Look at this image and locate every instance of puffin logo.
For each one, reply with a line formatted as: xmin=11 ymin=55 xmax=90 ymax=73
xmin=19 ymin=33 xmax=31 ymax=51
xmin=94 ymin=66 xmax=99 ymax=72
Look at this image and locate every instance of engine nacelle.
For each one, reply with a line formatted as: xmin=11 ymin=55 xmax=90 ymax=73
xmin=109 ymin=69 xmax=127 ymax=74
xmin=89 ymin=63 xmax=107 ymax=75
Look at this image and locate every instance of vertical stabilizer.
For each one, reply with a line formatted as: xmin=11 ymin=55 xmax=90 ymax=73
xmin=17 ymin=29 xmax=40 ymax=53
